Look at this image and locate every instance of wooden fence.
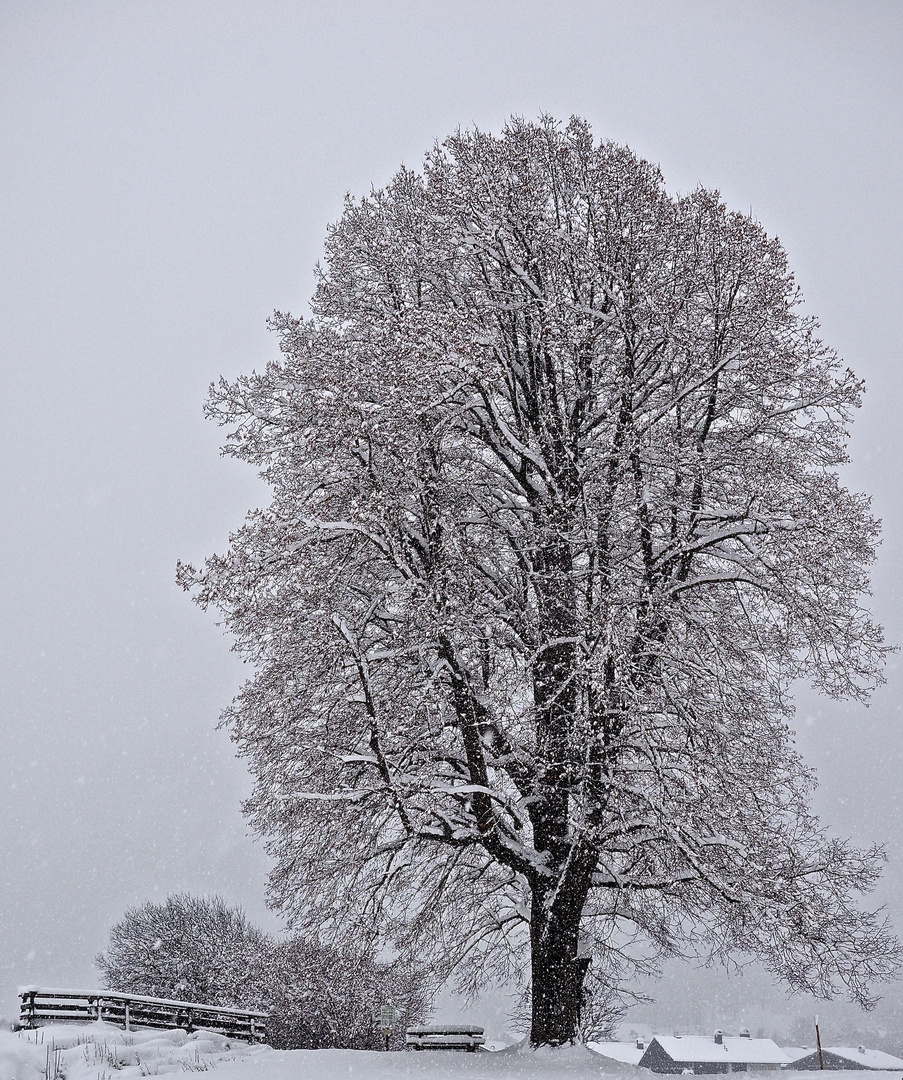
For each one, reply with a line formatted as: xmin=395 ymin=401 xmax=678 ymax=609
xmin=18 ymin=988 xmax=268 ymax=1043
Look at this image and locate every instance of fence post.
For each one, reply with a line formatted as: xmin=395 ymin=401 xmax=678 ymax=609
xmin=15 ymin=989 xmax=262 ymax=1041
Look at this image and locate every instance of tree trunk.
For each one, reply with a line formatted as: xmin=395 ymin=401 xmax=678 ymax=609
xmin=529 ymin=891 xmax=591 ymax=1046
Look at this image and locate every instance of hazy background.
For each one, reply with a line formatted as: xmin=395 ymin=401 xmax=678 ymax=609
xmin=2 ymin=0 xmax=902 ymax=1042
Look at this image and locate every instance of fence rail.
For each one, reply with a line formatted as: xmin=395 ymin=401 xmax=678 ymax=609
xmin=18 ymin=988 xmax=268 ymax=1043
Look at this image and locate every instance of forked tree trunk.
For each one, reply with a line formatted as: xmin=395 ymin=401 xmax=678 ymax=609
xmin=529 ymin=889 xmax=591 ymax=1046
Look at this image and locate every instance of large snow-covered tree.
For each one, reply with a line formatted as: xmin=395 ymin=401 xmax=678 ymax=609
xmin=180 ymin=117 xmax=899 ymax=1046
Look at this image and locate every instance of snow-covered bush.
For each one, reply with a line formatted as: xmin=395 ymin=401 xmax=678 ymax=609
xmin=264 ymin=936 xmax=431 ymax=1050
xmin=96 ymin=894 xmax=430 ymax=1048
xmin=95 ymin=894 xmax=269 ymax=1008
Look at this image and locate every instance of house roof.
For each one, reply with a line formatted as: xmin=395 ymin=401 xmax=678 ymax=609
xmin=824 ymin=1046 xmax=903 ymax=1070
xmin=587 ymin=1041 xmax=646 ymax=1065
xmin=644 ymin=1036 xmax=790 ymax=1065
xmin=777 ymin=1045 xmax=812 ymax=1062
xmin=781 ymin=1047 xmax=811 ymax=1063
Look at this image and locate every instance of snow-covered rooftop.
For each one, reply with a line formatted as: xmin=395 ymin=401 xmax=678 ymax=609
xmin=781 ymin=1046 xmax=812 ymax=1063
xmin=824 ymin=1046 xmax=903 ymax=1070
xmin=783 ymin=1044 xmax=903 ymax=1070
xmin=587 ymin=1041 xmax=646 ymax=1065
xmin=645 ymin=1035 xmax=790 ymax=1065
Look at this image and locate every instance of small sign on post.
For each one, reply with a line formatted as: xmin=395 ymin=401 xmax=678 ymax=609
xmin=378 ymin=1004 xmax=398 ymax=1051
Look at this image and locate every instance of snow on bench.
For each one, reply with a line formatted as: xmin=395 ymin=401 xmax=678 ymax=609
xmin=405 ymin=1025 xmax=486 ymax=1052
xmin=17 ymin=987 xmax=268 ymax=1043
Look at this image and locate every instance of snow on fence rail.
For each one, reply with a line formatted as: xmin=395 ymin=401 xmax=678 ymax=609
xmin=17 ymin=988 xmax=268 ymax=1042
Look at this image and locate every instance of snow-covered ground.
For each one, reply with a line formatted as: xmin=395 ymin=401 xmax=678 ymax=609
xmin=1 ymin=1024 xmax=900 ymax=1080
xmin=0 ymin=1023 xmax=628 ymax=1080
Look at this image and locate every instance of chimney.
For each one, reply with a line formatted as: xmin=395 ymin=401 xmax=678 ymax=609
xmin=739 ymin=1028 xmax=751 ymax=1039
xmin=714 ymin=1031 xmax=723 ymax=1045
xmin=636 ymin=1039 xmax=645 ymax=1050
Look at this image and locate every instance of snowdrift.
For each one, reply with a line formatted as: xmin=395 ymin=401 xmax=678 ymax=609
xmin=2 ymin=1023 xmax=899 ymax=1080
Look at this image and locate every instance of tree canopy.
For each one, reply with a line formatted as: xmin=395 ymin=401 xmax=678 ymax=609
xmin=96 ymin=893 xmax=268 ymax=1008
xmin=180 ymin=116 xmax=898 ymax=1045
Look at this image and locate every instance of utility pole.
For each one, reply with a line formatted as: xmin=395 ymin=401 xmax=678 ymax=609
xmin=815 ymin=1015 xmax=824 ymax=1070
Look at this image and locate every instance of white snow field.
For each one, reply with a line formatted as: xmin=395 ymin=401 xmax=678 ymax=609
xmin=1 ymin=1025 xmax=899 ymax=1080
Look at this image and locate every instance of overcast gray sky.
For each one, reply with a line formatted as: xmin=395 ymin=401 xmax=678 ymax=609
xmin=2 ymin=0 xmax=902 ymax=1032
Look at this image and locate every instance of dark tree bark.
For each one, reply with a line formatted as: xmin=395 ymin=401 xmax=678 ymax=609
xmin=529 ymin=884 xmax=593 ymax=1045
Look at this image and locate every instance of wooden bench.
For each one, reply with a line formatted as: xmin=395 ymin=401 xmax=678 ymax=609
xmin=405 ymin=1025 xmax=485 ymax=1051
xmin=17 ymin=988 xmax=268 ymax=1043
